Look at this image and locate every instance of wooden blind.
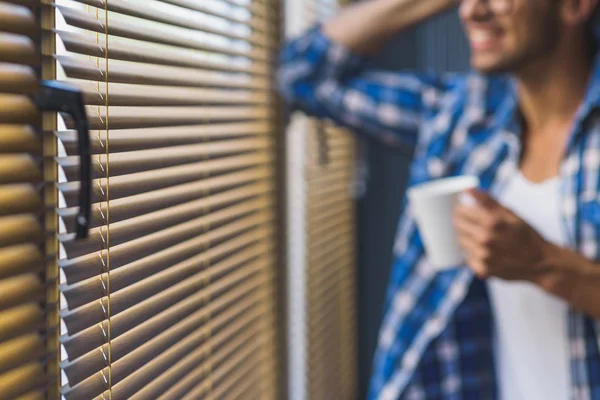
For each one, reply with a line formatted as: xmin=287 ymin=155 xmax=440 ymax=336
xmin=305 ymin=120 xmax=358 ymax=400
xmin=300 ymin=1 xmax=359 ymax=399
xmin=44 ymin=0 xmax=282 ymax=398
xmin=0 ymin=1 xmax=49 ymax=399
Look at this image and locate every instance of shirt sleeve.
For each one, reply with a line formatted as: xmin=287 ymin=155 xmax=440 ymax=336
xmin=276 ymin=25 xmax=461 ymax=150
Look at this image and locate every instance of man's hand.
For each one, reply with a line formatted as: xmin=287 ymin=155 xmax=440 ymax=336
xmin=453 ymin=188 xmax=552 ymax=281
xmin=453 ymin=188 xmax=600 ymax=318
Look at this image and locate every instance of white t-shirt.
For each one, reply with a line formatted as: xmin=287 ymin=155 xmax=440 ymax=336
xmin=487 ymin=172 xmax=570 ymax=400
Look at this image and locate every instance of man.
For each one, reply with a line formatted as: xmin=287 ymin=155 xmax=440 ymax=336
xmin=277 ymin=0 xmax=600 ymax=399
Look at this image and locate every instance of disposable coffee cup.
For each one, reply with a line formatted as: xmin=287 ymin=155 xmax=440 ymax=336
xmin=407 ymin=176 xmax=480 ymax=270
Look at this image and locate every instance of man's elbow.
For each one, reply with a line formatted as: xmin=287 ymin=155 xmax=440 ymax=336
xmin=275 ymin=60 xmax=313 ymax=103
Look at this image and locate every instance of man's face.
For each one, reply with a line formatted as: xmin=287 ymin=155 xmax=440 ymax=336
xmin=459 ymin=0 xmax=562 ymax=74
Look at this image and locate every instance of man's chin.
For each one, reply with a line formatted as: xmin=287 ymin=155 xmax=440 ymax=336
xmin=470 ymin=58 xmax=514 ymax=75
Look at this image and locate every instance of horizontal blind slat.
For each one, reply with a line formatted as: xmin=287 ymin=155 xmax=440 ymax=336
xmin=0 ymin=185 xmax=41 ymax=217
xmin=0 ymin=304 xmax=43 ymax=342
xmin=61 ymin=267 xmax=270 ymax=400
xmin=0 ymin=362 xmax=45 ymax=399
xmin=209 ymin=354 xmax=266 ymax=399
xmin=0 ymin=3 xmax=36 ymax=36
xmin=55 ymin=29 xmax=267 ymax=75
xmin=308 ymin=234 xmax=353 ymax=262
xmin=67 ymin=0 xmax=268 ymax=45
xmin=61 ymin=223 xmax=272 ymax=335
xmin=0 ymin=94 xmax=38 ymax=123
xmin=0 ymin=274 xmax=43 ymax=311
xmin=0 ymin=33 xmax=38 ymax=65
xmin=58 ymin=167 xmax=271 ymax=230
xmin=308 ymin=219 xmax=353 ymax=245
xmin=219 ymin=0 xmax=267 ymax=18
xmin=58 ymin=153 xmax=270 ymax=206
xmin=14 ymin=391 xmax=46 ymax=400
xmin=56 ymin=137 xmax=270 ymax=181
xmin=54 ymin=4 xmax=268 ymax=60
xmin=55 ymin=122 xmax=269 ymax=154
xmin=128 ymin=302 xmax=264 ymax=399
xmin=181 ymin=351 xmax=264 ymax=399
xmin=67 ymin=81 xmax=268 ymax=107
xmin=0 ymin=333 xmax=44 ymax=375
xmin=308 ymin=202 xmax=352 ymax=226
xmin=0 ymin=154 xmax=41 ymax=183
xmin=111 ymin=285 xmax=270 ymax=400
xmin=58 ymin=230 xmax=272 ymax=332
xmin=0 ymin=0 xmax=39 ymax=10
xmin=62 ymin=260 xmax=266 ymax=386
xmin=60 ymin=245 xmax=271 ymax=360
xmin=0 ymin=214 xmax=42 ymax=248
xmin=63 ymin=248 xmax=268 ymax=367
xmin=213 ymin=371 xmax=263 ymax=400
xmin=57 ymin=55 xmax=268 ymax=91
xmin=308 ymin=181 xmax=352 ymax=198
xmin=180 ymin=337 xmax=263 ymax=400
xmin=0 ymin=62 xmax=37 ymax=94
xmin=0 ymin=244 xmax=43 ymax=280
xmin=60 ymin=185 xmax=271 ymax=289
xmin=0 ymin=125 xmax=40 ymax=153
xmin=157 ymin=0 xmax=266 ymax=27
xmin=61 ymin=105 xmax=270 ymax=131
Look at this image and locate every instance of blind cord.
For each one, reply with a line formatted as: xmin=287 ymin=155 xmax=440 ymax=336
xmin=101 ymin=2 xmax=112 ymax=397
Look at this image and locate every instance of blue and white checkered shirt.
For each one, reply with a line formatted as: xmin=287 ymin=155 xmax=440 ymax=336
xmin=277 ymin=25 xmax=600 ymax=400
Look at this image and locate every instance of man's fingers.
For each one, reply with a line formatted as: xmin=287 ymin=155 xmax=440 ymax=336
xmin=456 ymin=222 xmax=488 ymax=259
xmin=468 ymin=258 xmax=489 ymax=279
xmin=454 ymin=202 xmax=490 ymax=227
xmin=466 ymin=188 xmax=500 ymax=209
xmin=458 ymin=232 xmax=488 ymax=261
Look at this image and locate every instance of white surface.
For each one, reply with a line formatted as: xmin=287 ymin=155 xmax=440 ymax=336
xmin=286 ymin=115 xmax=309 ymax=400
xmin=488 ymin=172 xmax=570 ymax=400
xmin=408 ymin=176 xmax=479 ymax=269
xmin=284 ymin=0 xmax=309 ymax=397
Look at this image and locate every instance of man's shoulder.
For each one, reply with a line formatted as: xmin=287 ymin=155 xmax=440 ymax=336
xmin=413 ymin=72 xmax=512 ymax=155
xmin=421 ymin=71 xmax=512 ymax=116
xmin=435 ymin=71 xmax=511 ymax=99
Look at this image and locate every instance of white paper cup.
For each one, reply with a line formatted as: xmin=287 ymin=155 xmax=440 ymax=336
xmin=407 ymin=176 xmax=480 ymax=270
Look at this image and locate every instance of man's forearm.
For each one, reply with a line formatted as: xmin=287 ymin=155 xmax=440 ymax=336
xmin=533 ymin=243 xmax=600 ymax=319
xmin=323 ymin=0 xmax=456 ymax=54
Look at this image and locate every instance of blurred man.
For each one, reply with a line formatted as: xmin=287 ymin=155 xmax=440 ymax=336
xmin=277 ymin=0 xmax=600 ymax=399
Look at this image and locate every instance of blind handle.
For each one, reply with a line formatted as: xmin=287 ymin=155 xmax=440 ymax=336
xmin=316 ymin=120 xmax=329 ymax=167
xmin=35 ymin=80 xmax=91 ymax=240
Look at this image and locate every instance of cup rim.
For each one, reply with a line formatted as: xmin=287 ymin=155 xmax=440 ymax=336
xmin=407 ymin=175 xmax=479 ymax=200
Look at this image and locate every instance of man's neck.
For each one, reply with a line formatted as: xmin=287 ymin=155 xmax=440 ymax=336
xmin=516 ymin=41 xmax=595 ymax=134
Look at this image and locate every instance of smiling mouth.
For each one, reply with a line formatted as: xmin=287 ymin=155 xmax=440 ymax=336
xmin=469 ymin=30 xmax=503 ymax=51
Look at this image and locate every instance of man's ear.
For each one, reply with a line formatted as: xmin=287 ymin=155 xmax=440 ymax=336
xmin=561 ymin=0 xmax=599 ymax=25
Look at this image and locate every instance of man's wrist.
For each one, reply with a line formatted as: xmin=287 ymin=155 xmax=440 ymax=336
xmin=532 ymin=242 xmax=590 ymax=308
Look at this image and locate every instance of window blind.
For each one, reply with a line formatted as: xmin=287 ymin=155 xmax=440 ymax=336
xmin=299 ymin=1 xmax=359 ymax=399
xmin=305 ymin=120 xmax=358 ymax=400
xmin=283 ymin=0 xmax=358 ymax=397
xmin=46 ymin=0 xmax=281 ymax=398
xmin=0 ymin=1 xmax=48 ymax=399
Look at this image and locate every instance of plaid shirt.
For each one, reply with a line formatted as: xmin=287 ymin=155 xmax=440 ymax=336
xmin=277 ymin=25 xmax=600 ymax=400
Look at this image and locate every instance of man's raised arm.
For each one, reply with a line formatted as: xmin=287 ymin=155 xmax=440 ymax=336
xmin=277 ymin=0 xmax=459 ymax=149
